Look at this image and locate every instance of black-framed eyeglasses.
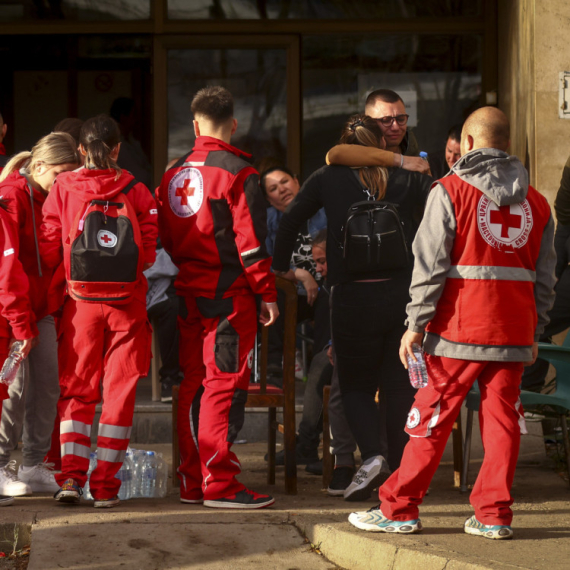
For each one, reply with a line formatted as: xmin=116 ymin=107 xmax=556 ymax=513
xmin=375 ymin=114 xmax=409 ymax=127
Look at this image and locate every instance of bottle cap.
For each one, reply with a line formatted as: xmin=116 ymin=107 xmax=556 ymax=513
xmin=419 ymin=152 xmax=428 ymax=159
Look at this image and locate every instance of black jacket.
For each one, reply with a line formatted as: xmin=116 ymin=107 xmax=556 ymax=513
xmin=273 ymin=165 xmax=433 ymax=287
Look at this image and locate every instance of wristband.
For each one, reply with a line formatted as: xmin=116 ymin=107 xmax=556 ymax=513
xmin=399 ymin=154 xmax=404 ymax=168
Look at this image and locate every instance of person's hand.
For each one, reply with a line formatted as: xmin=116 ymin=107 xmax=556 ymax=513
xmin=401 ymin=155 xmax=431 ymax=176
xmin=259 ymin=301 xmax=279 ymax=326
xmin=524 ymin=342 xmax=539 ymax=367
xmin=399 ymin=330 xmax=424 ymax=368
xmin=326 ymin=344 xmax=334 ymax=366
xmin=9 ymin=337 xmax=35 ymax=359
xmin=295 ymin=268 xmax=319 ymax=306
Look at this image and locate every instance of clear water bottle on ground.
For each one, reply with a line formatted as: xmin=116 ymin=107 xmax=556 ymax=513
xmin=0 ymin=341 xmax=24 ymax=386
xmin=129 ymin=447 xmax=145 ymax=499
xmin=116 ymin=452 xmax=135 ymax=500
xmin=407 ymin=343 xmax=429 ymax=389
xmin=155 ymin=452 xmax=168 ymax=498
xmin=84 ymin=451 xmax=97 ymax=500
xmin=140 ymin=451 xmax=158 ymax=498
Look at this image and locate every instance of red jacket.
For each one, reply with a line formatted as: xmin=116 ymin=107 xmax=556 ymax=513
xmin=0 ymin=207 xmax=38 ymax=340
xmin=156 ymin=136 xmax=276 ymax=303
xmin=426 ymin=174 xmax=552 ymax=349
xmin=0 ymin=143 xmax=7 ymax=174
xmin=0 ymin=171 xmax=53 ymax=320
xmin=41 ymin=168 xmax=158 ymax=305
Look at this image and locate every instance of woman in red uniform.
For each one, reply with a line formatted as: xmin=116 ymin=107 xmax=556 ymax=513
xmin=41 ymin=114 xmax=158 ymax=508
xmin=0 ymin=199 xmax=38 ymax=506
xmin=0 ymin=132 xmax=80 ymax=498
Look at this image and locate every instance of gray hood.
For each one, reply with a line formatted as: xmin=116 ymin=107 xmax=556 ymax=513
xmin=448 ymin=148 xmax=529 ymax=206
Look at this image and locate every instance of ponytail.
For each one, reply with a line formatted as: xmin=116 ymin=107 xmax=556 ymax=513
xmin=80 ymin=114 xmax=122 ymax=179
xmin=0 ymin=151 xmax=32 ymax=183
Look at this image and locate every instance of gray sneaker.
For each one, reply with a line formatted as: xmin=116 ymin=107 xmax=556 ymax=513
xmin=343 ymin=455 xmax=391 ymax=502
xmin=0 ymin=461 xmax=32 ymax=497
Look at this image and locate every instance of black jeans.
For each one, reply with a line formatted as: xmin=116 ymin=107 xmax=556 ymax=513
xmin=331 ymin=279 xmax=415 ymax=471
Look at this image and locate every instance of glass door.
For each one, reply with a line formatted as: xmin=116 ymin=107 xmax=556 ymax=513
xmin=153 ymin=35 xmax=300 ymax=185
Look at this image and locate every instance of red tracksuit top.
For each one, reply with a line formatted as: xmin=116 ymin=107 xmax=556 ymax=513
xmin=41 ymin=168 xmax=158 ymax=304
xmin=0 ymin=171 xmax=53 ymax=321
xmin=0 ymin=207 xmax=38 ymax=340
xmin=156 ymin=136 xmax=277 ymax=303
xmin=427 ymin=174 xmax=551 ymax=349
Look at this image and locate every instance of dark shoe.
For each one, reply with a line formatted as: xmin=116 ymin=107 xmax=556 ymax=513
xmin=54 ymin=478 xmax=82 ymax=504
xmin=327 ymin=466 xmax=355 ymax=496
xmin=305 ymin=460 xmax=322 ymax=475
xmin=204 ymin=489 xmax=275 ymax=509
xmin=269 ymin=445 xmax=319 ymax=466
xmin=161 ymin=377 xmax=181 ymax=403
xmin=94 ymin=495 xmax=120 ymax=508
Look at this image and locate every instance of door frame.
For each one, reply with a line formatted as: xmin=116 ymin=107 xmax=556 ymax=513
xmin=152 ymin=34 xmax=301 ymax=186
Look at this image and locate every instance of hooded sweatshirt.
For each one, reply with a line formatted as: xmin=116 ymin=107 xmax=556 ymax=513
xmin=41 ymin=167 xmax=158 ymax=305
xmin=406 ymin=148 xmax=556 ymax=362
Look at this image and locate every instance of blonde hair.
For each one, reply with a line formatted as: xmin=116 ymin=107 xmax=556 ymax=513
xmin=0 ymin=132 xmax=80 ymax=183
xmin=339 ymin=114 xmax=389 ymax=200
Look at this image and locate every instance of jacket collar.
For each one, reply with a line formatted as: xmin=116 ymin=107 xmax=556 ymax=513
xmin=193 ymin=136 xmax=252 ymax=161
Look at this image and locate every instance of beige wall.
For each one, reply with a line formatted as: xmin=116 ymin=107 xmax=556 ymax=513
xmin=499 ymin=0 xmax=570 ymax=211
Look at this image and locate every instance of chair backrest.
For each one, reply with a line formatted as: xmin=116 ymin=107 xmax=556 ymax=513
xmin=535 ymin=345 xmax=570 ymax=404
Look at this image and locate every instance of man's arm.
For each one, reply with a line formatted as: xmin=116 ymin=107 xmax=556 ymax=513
xmin=533 ymin=214 xmax=557 ymax=340
xmin=326 ymin=144 xmax=430 ymax=174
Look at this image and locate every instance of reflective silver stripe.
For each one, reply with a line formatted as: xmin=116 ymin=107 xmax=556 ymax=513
xmin=183 ymin=161 xmax=205 ymax=167
xmin=241 ymin=246 xmax=260 ymax=258
xmin=61 ymin=442 xmax=91 ymax=459
xmin=448 ymin=265 xmax=536 ymax=282
xmin=97 ymin=447 xmax=126 ymax=464
xmin=60 ymin=419 xmax=91 ymax=437
xmin=98 ymin=424 xmax=132 ymax=440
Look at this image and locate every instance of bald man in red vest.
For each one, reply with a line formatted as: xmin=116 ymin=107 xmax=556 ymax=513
xmin=349 ymin=107 xmax=556 ymax=540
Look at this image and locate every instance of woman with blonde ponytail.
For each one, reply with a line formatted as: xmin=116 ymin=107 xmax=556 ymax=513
xmin=271 ymin=114 xmax=433 ymax=500
xmin=0 ymin=132 xmax=80 ymax=499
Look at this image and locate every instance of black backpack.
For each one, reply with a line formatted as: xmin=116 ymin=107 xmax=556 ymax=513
xmin=342 ymin=172 xmax=409 ymax=274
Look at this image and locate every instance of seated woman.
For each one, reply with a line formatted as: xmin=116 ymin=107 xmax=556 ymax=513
xmin=261 ymin=166 xmax=329 ymax=385
xmin=272 ymin=115 xmax=433 ymax=501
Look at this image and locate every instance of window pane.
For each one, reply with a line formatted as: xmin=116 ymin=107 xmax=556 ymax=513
xmin=0 ymin=0 xmax=150 ymax=21
xmin=302 ymin=34 xmax=482 ymax=178
xmin=167 ymin=49 xmax=287 ymax=167
xmin=168 ymin=0 xmax=481 ymax=20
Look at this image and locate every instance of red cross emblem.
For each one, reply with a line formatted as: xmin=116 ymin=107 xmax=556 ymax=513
xmin=100 ymin=233 xmax=113 ymax=245
xmin=175 ymin=179 xmax=196 ymax=206
xmin=489 ymin=206 xmax=522 ymax=238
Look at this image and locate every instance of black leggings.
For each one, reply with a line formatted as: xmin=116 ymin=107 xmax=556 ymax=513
xmin=331 ymin=279 xmax=416 ymax=471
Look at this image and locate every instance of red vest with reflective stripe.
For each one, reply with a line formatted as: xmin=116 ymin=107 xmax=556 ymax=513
xmin=426 ymin=174 xmax=551 ymax=348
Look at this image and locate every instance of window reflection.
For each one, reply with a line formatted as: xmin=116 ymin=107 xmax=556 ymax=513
xmin=168 ymin=0 xmax=481 ymax=20
xmin=0 ymin=0 xmax=150 ymax=21
xmin=302 ymin=34 xmax=481 ymax=177
xmin=168 ymin=49 xmax=287 ymax=166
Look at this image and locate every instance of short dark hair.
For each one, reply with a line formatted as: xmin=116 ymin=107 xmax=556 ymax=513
xmin=312 ymin=228 xmax=327 ymax=248
xmin=259 ymin=165 xmax=296 ymax=195
xmin=54 ymin=118 xmax=84 ymax=145
xmin=447 ymin=124 xmax=463 ymax=143
xmin=191 ymin=86 xmax=234 ymax=126
xmin=365 ymin=89 xmax=404 ymax=108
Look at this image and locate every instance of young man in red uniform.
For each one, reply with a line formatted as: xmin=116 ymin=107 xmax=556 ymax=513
xmin=349 ymin=107 xmax=557 ymax=539
xmin=156 ymin=86 xmax=278 ymax=509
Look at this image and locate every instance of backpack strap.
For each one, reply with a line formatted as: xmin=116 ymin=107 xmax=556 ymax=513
xmin=169 ymin=153 xmax=192 ymax=171
xmin=121 ymin=179 xmax=138 ymax=196
xmin=351 ymin=169 xmax=375 ymax=200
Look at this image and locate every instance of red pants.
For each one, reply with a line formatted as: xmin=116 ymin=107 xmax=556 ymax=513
xmin=177 ymin=294 xmax=256 ymax=501
xmin=55 ymin=298 xmax=151 ymax=500
xmin=379 ymin=355 xmax=525 ymax=526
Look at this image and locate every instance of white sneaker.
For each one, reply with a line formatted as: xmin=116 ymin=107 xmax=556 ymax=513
xmin=0 ymin=461 xmax=32 ymax=496
xmin=343 ymin=455 xmax=391 ymax=502
xmin=18 ymin=463 xmax=59 ymax=493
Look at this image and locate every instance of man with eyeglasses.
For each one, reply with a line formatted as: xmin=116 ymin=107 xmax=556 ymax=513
xmin=326 ymin=89 xmax=428 ymax=174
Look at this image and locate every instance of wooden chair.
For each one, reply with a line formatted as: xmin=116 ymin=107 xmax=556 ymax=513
xmin=172 ymin=276 xmax=298 ymax=494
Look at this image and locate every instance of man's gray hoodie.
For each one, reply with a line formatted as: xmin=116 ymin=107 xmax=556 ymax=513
xmin=405 ymin=148 xmax=557 ymax=362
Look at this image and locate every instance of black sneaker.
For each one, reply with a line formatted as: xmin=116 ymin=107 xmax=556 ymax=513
xmin=161 ymin=377 xmax=181 ymax=403
xmin=203 ymin=489 xmax=275 ymax=509
xmin=0 ymin=494 xmax=14 ymax=507
xmin=268 ymin=445 xmax=319 ymax=466
xmin=305 ymin=460 xmax=322 ymax=475
xmin=327 ymin=466 xmax=355 ymax=496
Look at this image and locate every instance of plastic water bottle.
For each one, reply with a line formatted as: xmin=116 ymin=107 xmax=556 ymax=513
xmin=116 ymin=452 xmax=134 ymax=500
xmin=140 ymin=451 xmax=158 ymax=498
xmin=155 ymin=453 xmax=168 ymax=499
xmin=419 ymin=151 xmax=429 ymax=161
xmin=129 ymin=448 xmax=144 ymax=498
xmin=84 ymin=452 xmax=97 ymax=500
xmin=407 ymin=343 xmax=429 ymax=389
xmin=0 ymin=341 xmax=24 ymax=386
